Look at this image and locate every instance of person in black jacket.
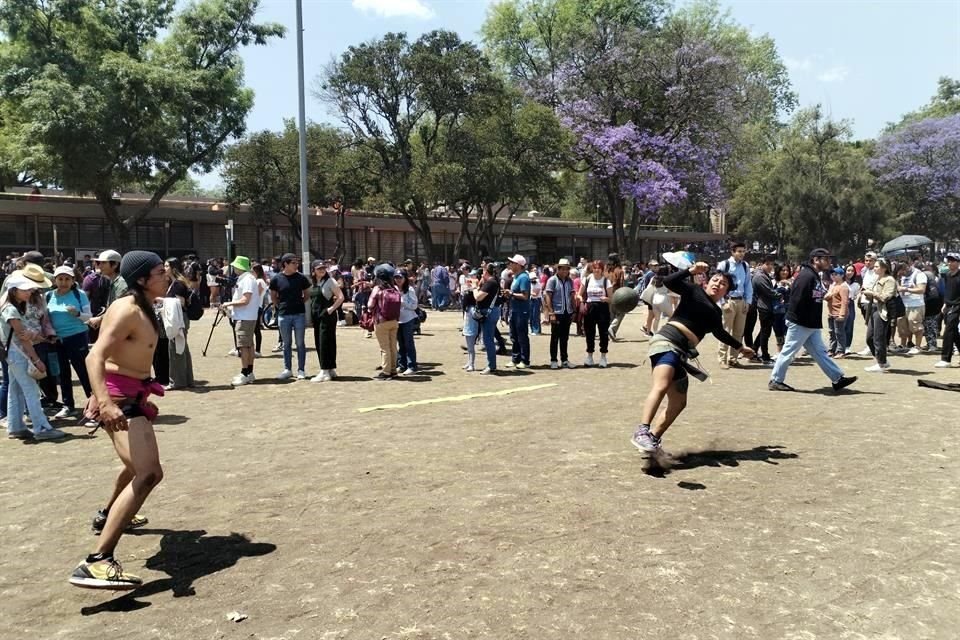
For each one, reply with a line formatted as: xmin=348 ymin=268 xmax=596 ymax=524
xmin=768 ymin=248 xmax=857 ymax=392
xmin=751 ymin=256 xmax=777 ymax=364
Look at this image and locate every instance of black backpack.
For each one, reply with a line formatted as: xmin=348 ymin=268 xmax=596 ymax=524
xmin=185 ymin=288 xmax=204 ymax=321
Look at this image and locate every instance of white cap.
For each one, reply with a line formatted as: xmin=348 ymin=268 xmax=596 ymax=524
xmin=53 ymin=266 xmax=76 ymax=278
xmin=507 ymin=254 xmax=527 ymax=268
xmin=95 ymin=250 xmax=122 ymax=263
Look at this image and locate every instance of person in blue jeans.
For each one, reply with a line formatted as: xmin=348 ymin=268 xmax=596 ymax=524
xmin=430 ymin=262 xmax=449 ymax=311
xmin=505 ymin=254 xmax=531 ymax=368
xmin=2 ymin=274 xmax=65 ymax=440
xmin=769 ymin=248 xmax=857 ymax=393
xmin=269 ymin=253 xmax=311 ymax=380
xmin=529 ymin=266 xmax=543 ymax=335
xmin=395 ymin=270 xmax=419 ymax=375
xmin=473 ymin=264 xmax=502 ymax=373
xmin=46 ymin=266 xmax=94 ymax=419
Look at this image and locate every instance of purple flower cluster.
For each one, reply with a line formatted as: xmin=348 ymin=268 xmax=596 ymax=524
xmin=871 ymin=114 xmax=960 ymax=206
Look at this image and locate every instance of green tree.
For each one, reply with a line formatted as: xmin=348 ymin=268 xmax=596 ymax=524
xmin=0 ymin=0 xmax=283 ymax=249
xmin=222 ymin=120 xmax=375 ymax=260
xmin=893 ymin=76 xmax=960 ymax=127
xmin=318 ymin=30 xmax=501 ymax=260
xmin=728 ymin=107 xmax=894 ymax=258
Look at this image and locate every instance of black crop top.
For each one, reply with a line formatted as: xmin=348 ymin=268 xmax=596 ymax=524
xmin=663 ymin=269 xmax=742 ymax=349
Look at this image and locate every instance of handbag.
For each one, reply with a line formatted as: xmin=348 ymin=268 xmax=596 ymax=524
xmin=415 ymin=308 xmax=427 ymax=323
xmin=886 ymin=294 xmax=906 ymax=320
xmin=471 ymin=306 xmax=489 ymax=322
xmin=27 ymin=359 xmax=46 ymax=380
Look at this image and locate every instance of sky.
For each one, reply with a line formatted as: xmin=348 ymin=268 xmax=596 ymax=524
xmin=197 ymin=0 xmax=960 ymax=188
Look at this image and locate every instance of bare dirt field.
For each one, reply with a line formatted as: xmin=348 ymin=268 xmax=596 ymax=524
xmin=1 ymin=307 xmax=958 ymax=640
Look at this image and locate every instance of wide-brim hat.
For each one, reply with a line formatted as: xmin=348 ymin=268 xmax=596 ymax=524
xmin=557 ymin=258 xmax=572 ymax=267
xmin=4 ymin=274 xmax=45 ymax=292
xmin=231 ymin=256 xmax=251 ymax=272
xmin=21 ymin=263 xmax=52 ymax=288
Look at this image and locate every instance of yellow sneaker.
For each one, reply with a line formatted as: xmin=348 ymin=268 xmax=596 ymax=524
xmin=69 ymin=558 xmax=142 ymax=590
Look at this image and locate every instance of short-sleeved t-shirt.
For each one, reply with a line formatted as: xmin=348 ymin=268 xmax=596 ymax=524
xmin=1 ymin=304 xmax=31 ymax=356
xmin=270 ymin=271 xmax=310 ymax=316
xmin=900 ymin=268 xmax=927 ymax=308
xmin=510 ymin=271 xmax=531 ymax=311
xmin=46 ymin=288 xmax=91 ymax=338
xmin=231 ymin=272 xmax=260 ymax=321
xmin=477 ymin=278 xmax=500 ymax=310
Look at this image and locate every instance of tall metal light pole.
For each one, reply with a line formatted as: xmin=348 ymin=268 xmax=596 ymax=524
xmin=296 ymin=0 xmax=310 ymax=266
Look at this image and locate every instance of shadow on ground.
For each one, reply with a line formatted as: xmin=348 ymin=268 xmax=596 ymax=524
xmin=80 ymin=529 xmax=276 ymax=615
xmin=642 ymin=445 xmax=799 ymax=479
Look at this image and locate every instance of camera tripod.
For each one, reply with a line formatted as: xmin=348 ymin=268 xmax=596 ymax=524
xmin=201 ymin=306 xmax=238 ymax=357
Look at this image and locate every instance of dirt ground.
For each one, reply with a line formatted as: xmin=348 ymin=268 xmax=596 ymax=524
xmin=1 ymin=306 xmax=958 ymax=640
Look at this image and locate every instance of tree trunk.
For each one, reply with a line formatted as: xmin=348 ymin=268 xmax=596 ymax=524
xmin=333 ymin=207 xmax=347 ymax=264
xmin=97 ymin=190 xmax=133 ymax=252
xmin=605 ymin=187 xmax=626 ymax=256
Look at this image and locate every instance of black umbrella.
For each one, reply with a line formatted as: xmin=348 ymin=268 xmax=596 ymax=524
xmin=880 ymin=234 xmax=933 ymax=256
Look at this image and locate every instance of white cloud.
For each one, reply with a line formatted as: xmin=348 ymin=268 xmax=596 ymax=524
xmin=816 ymin=66 xmax=849 ymax=83
xmin=351 ymin=0 xmax=434 ymax=19
xmin=784 ymin=56 xmax=813 ymax=72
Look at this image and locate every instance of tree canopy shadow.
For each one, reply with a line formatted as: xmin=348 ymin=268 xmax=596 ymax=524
xmin=80 ymin=529 xmax=275 ymax=615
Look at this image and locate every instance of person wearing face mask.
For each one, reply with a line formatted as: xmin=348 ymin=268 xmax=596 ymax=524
xmin=631 ymin=261 xmax=755 ymax=459
xmin=768 ymin=249 xmax=858 ymax=393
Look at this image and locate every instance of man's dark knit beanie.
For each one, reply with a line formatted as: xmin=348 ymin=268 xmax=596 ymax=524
xmin=120 ymin=251 xmax=163 ymax=287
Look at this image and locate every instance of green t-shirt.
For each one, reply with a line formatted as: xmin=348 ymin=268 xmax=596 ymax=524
xmin=108 ymin=276 xmax=128 ymax=306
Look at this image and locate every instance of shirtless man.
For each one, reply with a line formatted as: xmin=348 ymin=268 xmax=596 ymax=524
xmin=70 ymin=251 xmax=169 ymax=590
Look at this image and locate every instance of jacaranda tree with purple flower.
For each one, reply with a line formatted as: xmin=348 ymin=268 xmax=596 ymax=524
xmin=484 ymin=0 xmax=795 ymax=254
xmin=871 ymin=114 xmax=960 ymax=242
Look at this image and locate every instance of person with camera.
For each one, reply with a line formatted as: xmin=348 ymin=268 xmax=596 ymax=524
xmin=221 ymin=256 xmax=260 ymax=387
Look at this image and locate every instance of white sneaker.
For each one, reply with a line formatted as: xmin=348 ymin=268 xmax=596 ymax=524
xmin=311 ymin=371 xmax=331 ymax=382
xmin=272 ymin=344 xmax=283 ymax=353
xmin=337 ymin=320 xmax=346 ymax=327
xmin=296 ymin=370 xmax=307 ymax=380
xmin=934 ymin=360 xmax=953 ymax=368
xmin=864 ymin=364 xmax=888 ymax=373
xmin=599 ymin=354 xmax=608 ymax=368
xmin=254 ymin=351 xmax=262 ymax=358
xmin=276 ymin=369 xmax=292 ymax=380
xmin=550 ymin=361 xmax=559 ymax=369
xmin=907 ymin=347 xmax=921 ymax=355
xmin=584 ymin=354 xmax=595 ymax=367
xmin=227 ymin=348 xmax=239 ymax=356
xmin=505 ymin=361 xmax=516 ymax=368
xmin=401 ymin=368 xmax=417 ymax=376
xmin=465 ymin=365 xmax=475 ymax=372
xmin=857 ymin=347 xmax=872 ymax=356
xmin=365 ymin=332 xmax=373 ymax=339
xmin=53 ymin=406 xmax=74 ymax=420
xmin=231 ymin=373 xmax=253 ymax=386
xmin=516 ymin=362 xmax=527 ymax=370
xmin=562 ymin=360 xmax=575 ymax=369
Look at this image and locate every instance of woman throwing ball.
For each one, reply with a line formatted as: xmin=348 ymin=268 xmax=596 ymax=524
xmin=632 ymin=261 xmax=754 ymax=461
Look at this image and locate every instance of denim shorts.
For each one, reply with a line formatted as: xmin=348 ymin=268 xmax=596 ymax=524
xmin=649 ymin=350 xmax=687 ymax=381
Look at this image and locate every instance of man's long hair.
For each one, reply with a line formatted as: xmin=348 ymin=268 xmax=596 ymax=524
xmin=123 ymin=280 xmax=160 ymax=334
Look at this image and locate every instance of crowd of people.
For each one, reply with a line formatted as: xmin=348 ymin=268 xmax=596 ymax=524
xmin=1 ymin=241 xmax=957 ymax=590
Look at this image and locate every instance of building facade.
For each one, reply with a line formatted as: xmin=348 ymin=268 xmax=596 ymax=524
xmin=0 ymin=191 xmax=726 ymax=265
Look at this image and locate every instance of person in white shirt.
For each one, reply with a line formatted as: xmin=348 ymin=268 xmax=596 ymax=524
xmin=895 ymin=261 xmax=928 ymax=354
xmin=221 ymin=256 xmax=260 ymax=386
xmin=857 ymin=252 xmax=879 ymax=355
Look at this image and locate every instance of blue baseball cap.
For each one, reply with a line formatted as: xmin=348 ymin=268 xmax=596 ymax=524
xmin=832 ymin=267 xmax=845 ymax=275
